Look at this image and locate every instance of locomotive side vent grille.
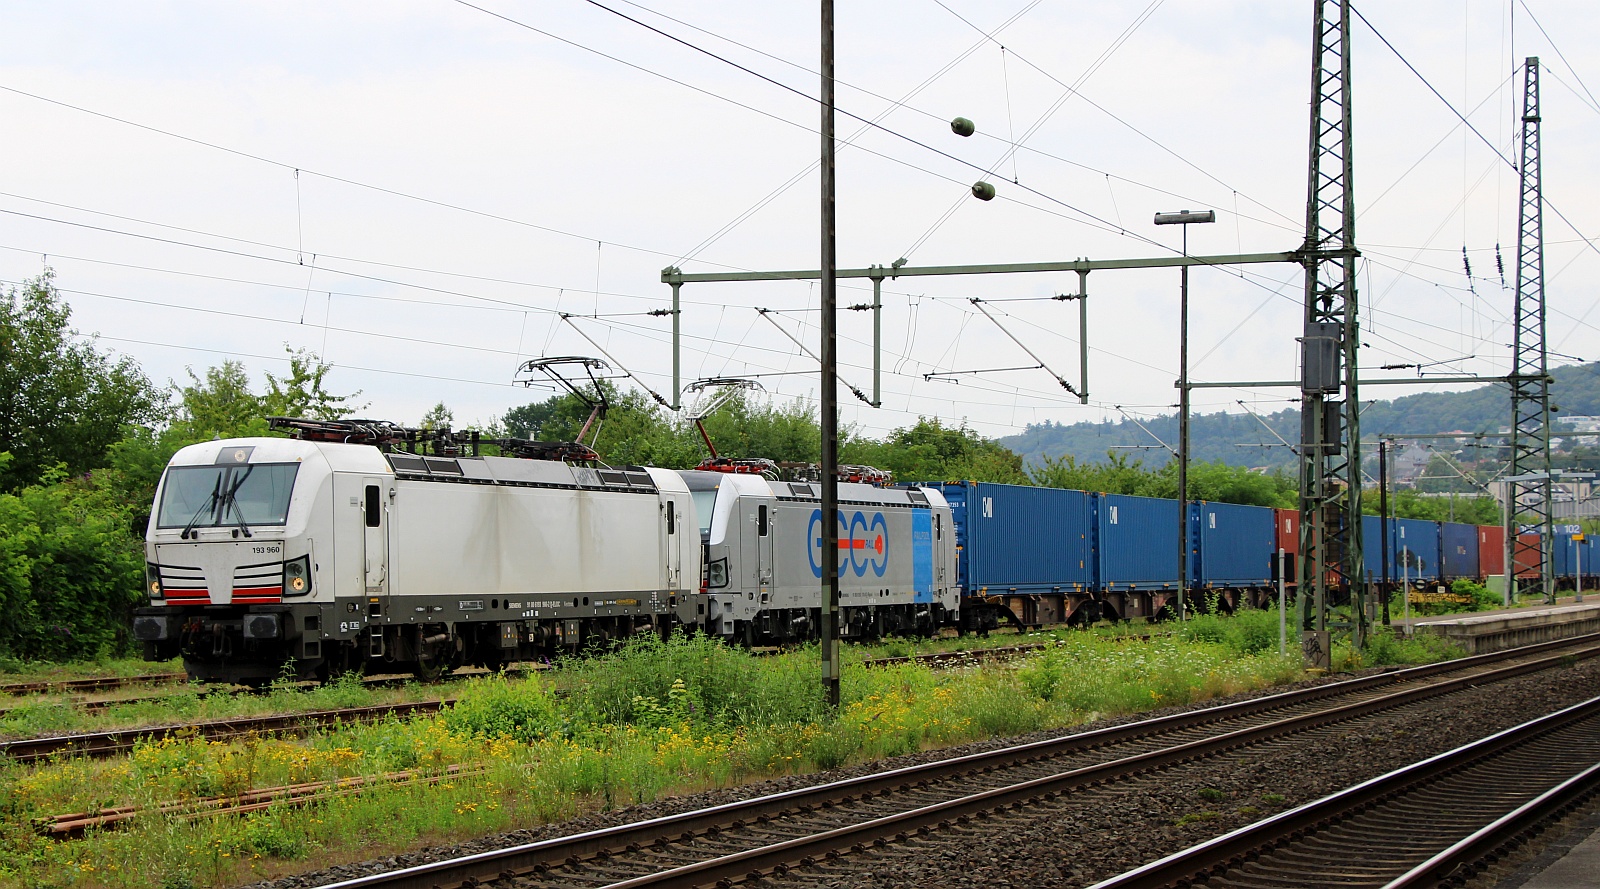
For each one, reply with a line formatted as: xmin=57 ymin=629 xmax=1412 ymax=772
xmin=387 ymin=453 xmax=430 ymax=475
xmin=423 ymin=457 xmax=462 ymax=475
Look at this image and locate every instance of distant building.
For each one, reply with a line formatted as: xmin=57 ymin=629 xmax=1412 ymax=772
xmin=1558 ymin=416 xmax=1600 ymax=447
xmin=1375 ymin=440 xmax=1434 ymax=484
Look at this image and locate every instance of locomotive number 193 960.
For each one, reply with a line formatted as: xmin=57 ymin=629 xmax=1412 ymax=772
xmin=251 ymin=545 xmax=281 ymax=555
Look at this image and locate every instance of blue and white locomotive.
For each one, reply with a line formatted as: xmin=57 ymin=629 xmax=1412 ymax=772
xmin=679 ymin=469 xmax=959 ymax=644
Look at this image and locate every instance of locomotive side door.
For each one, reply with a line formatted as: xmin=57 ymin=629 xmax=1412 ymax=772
xmin=662 ymin=496 xmax=682 ymax=591
xmin=361 ymin=477 xmax=388 ymax=597
xmin=756 ymin=502 xmax=773 ymax=592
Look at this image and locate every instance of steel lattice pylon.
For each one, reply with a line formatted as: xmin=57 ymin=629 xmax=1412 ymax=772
xmin=1297 ymin=0 xmax=1365 ymax=666
xmin=1507 ymin=57 xmax=1554 ymax=603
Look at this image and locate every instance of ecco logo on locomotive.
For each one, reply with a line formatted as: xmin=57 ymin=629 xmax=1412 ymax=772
xmin=806 ymin=509 xmax=892 ymax=578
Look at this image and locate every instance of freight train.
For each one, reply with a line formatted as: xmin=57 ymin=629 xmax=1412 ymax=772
xmin=132 ymin=417 xmax=1590 ymax=682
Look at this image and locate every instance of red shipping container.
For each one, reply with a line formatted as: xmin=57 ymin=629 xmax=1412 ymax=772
xmin=1478 ymin=525 xmax=1505 ymax=577
xmin=1516 ymin=533 xmax=1541 ymax=578
xmin=1273 ymin=508 xmax=1298 ymax=555
xmin=1273 ymin=508 xmax=1298 ymax=584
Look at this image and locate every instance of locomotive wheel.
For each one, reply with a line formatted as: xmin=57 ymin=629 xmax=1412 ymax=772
xmin=412 ymin=642 xmax=459 ymax=682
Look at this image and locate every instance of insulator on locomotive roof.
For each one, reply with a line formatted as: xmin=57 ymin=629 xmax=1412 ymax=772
xmin=267 ymin=416 xmax=411 ymax=445
xmin=489 ymin=438 xmax=601 ymax=464
xmin=774 ymin=460 xmax=892 ymax=486
xmin=695 ymin=456 xmax=781 ymax=479
xmin=838 ymin=464 xmax=894 ymax=486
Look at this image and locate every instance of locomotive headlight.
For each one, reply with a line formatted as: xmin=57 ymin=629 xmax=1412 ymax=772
xmin=706 ymin=559 xmax=728 ymax=589
xmin=283 ymin=555 xmax=312 ymax=597
xmin=146 ymin=563 xmax=163 ymax=599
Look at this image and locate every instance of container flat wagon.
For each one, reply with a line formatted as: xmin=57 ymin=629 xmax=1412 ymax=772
xmin=1189 ymin=501 xmax=1275 ymax=610
xmin=924 ymin=481 xmax=1096 ymax=630
xmin=1095 ymin=493 xmax=1181 ymax=621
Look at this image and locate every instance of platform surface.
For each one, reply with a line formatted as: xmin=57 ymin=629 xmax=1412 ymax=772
xmin=1392 ymin=596 xmax=1600 ymax=628
xmin=1501 ymin=810 xmax=1600 ymax=888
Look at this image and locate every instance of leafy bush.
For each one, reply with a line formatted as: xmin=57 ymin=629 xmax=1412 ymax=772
xmin=564 ymin=633 xmax=824 ymax=729
xmin=1177 ymin=606 xmax=1283 ymax=655
xmin=440 ymin=676 xmax=564 ymax=742
xmin=1343 ymin=626 xmax=1464 ymax=667
xmin=0 ymin=470 xmax=145 ymax=660
xmin=1454 ymin=578 xmax=1502 ymax=610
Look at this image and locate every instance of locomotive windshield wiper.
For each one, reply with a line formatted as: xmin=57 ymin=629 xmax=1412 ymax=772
xmin=180 ymin=474 xmax=224 ymax=540
xmin=219 ymin=466 xmax=255 ymax=538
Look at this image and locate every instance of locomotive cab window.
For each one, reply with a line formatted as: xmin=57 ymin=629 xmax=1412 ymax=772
xmin=758 ymin=504 xmax=769 ymax=537
xmin=666 ymin=502 xmax=676 ymax=535
xmin=364 ymin=485 xmax=381 ymax=527
xmin=156 ymin=463 xmax=299 ymax=529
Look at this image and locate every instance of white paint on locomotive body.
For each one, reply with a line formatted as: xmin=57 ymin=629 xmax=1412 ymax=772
xmin=138 ymin=437 xmax=701 ymax=682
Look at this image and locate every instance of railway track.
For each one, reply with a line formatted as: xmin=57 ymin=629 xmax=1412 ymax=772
xmin=1 ymin=642 xmax=1036 ymax=730
xmin=303 ymin=634 xmax=1600 ymax=889
xmin=38 ymin=763 xmax=488 ymax=838
xmin=1090 ymin=694 xmax=1600 ymax=889
xmin=0 ymin=672 xmax=186 ymax=696
xmin=0 ymin=699 xmax=453 ymax=762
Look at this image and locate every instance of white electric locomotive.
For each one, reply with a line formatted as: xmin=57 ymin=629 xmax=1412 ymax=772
xmin=133 ymin=419 xmax=700 ymax=683
xmin=679 ymin=469 xmax=959 ymax=643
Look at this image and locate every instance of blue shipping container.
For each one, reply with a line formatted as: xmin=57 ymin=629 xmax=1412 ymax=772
xmin=1394 ymin=518 xmax=1441 ymax=582
xmin=1361 ymin=516 xmax=1442 ymax=583
xmin=1439 ymin=523 xmax=1478 ymax=581
xmin=921 ymin=482 xmax=1092 ymax=596
xmin=1190 ymin=501 xmax=1275 ymax=587
xmin=1095 ymin=493 xmax=1179 ymax=590
xmin=1553 ymin=534 xmax=1593 ymax=582
xmin=1362 ymin=514 xmax=1387 ymax=582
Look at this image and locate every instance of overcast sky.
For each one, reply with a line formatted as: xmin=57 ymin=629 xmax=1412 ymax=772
xmin=3 ymin=1 xmax=1597 ymax=442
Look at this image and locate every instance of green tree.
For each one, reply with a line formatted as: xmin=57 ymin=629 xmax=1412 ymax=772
xmin=1365 ymin=490 xmax=1500 ymax=524
xmin=0 ymin=272 xmax=164 ymax=490
xmin=696 ymin=391 xmax=822 ymax=465
xmin=1030 ymin=451 xmax=1164 ymax=495
xmin=1181 ymin=461 xmax=1296 ymax=507
xmin=262 ymin=346 xmax=363 ymax=420
xmin=501 ymin=398 xmax=566 ymax=440
xmin=847 ymin=418 xmax=1028 ymax=483
xmin=175 ymin=360 xmax=264 ymax=438
xmin=420 ymin=401 xmax=454 ymax=431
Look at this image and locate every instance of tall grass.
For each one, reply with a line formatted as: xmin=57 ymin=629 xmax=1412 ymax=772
xmin=1 ymin=614 xmax=1348 ymax=889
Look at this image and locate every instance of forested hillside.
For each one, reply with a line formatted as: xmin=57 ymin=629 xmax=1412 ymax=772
xmin=1002 ymin=362 xmax=1600 ymax=469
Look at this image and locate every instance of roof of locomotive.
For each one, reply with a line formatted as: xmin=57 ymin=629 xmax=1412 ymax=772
xmin=166 ymin=436 xmax=390 ymax=473
xmin=676 ymin=469 xmax=947 ymax=508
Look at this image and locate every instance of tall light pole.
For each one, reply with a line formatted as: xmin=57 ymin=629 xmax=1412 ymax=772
xmin=1155 ymin=209 xmax=1215 ymax=620
xmin=819 ymin=0 xmax=840 ymax=709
